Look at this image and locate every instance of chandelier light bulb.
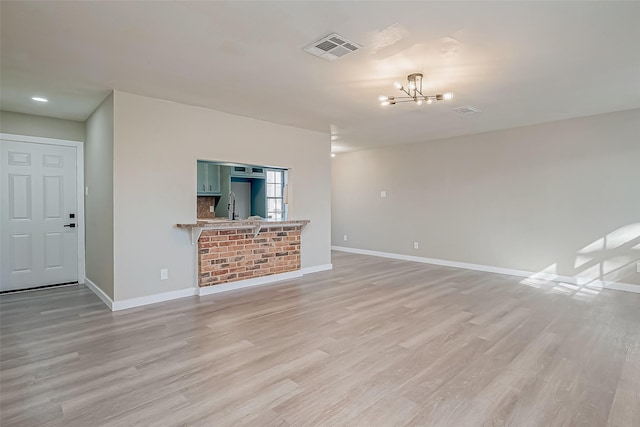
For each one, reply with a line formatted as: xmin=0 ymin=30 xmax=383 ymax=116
xmin=379 ymin=73 xmax=455 ymax=107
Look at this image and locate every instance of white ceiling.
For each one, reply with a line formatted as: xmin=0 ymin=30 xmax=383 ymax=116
xmin=1 ymin=1 xmax=639 ymax=151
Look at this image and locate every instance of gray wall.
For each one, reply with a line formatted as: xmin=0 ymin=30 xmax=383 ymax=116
xmin=84 ymin=94 xmax=114 ymax=299
xmin=332 ymin=109 xmax=640 ymax=287
xmin=0 ymin=110 xmax=85 ymax=141
xmin=112 ymin=91 xmax=331 ymax=300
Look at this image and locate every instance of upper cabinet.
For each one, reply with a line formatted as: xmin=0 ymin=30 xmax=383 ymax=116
xmin=230 ymin=165 xmax=250 ymax=177
xmin=231 ymin=165 xmax=266 ymax=178
xmin=197 ymin=161 xmax=221 ymax=195
xmin=249 ymin=166 xmax=266 ymax=178
xmin=230 ymin=165 xmax=266 ymax=178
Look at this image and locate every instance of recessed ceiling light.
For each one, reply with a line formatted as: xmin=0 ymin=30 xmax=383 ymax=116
xmin=32 ymin=97 xmax=48 ymax=103
xmin=331 ymin=153 xmax=336 ymax=158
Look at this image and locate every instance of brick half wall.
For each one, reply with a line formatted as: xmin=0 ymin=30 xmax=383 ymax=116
xmin=198 ymin=227 xmax=301 ymax=286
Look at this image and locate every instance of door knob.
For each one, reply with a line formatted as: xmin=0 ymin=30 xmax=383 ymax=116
xmin=64 ymin=223 xmax=76 ymax=228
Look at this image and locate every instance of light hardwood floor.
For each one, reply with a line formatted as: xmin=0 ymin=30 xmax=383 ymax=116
xmin=1 ymin=251 xmax=639 ymax=426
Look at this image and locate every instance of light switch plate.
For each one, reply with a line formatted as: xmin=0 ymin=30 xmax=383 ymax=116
xmin=413 ymin=242 xmax=419 ymax=249
xmin=160 ymin=269 xmax=169 ymax=280
xmin=380 ymin=191 xmax=387 ymax=198
xmin=210 ymin=206 xmax=215 ymax=212
xmin=637 ymin=262 xmax=640 ymax=273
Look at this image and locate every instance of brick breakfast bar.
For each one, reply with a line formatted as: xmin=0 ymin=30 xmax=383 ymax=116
xmin=177 ymin=219 xmax=309 ymax=287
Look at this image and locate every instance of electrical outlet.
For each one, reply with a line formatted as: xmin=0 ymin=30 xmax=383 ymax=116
xmin=343 ymin=235 xmax=348 ymax=241
xmin=380 ymin=190 xmax=387 ymax=198
xmin=160 ymin=269 xmax=169 ymax=280
xmin=209 ymin=206 xmax=215 ymax=212
xmin=85 ymin=186 xmax=89 ymax=196
xmin=413 ymin=241 xmax=419 ymax=249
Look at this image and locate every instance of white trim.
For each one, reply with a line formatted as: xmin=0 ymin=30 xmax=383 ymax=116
xmin=84 ymin=277 xmax=113 ymax=310
xmin=85 ymin=263 xmax=330 ymax=311
xmin=331 ymin=246 xmax=640 ymax=294
xmin=198 ymin=270 xmax=303 ymax=296
xmin=301 ymin=263 xmax=333 ymax=275
xmin=1 ymin=133 xmax=86 ymax=285
xmin=604 ymin=282 xmax=640 ymax=294
xmin=112 ymin=288 xmax=197 ymax=311
xmin=0 ymin=133 xmax=84 ymax=147
xmin=75 ymin=142 xmax=85 ymax=284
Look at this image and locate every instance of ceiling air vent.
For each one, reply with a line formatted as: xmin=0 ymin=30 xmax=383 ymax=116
xmin=453 ymin=106 xmax=481 ymax=115
xmin=304 ymin=33 xmax=362 ymax=61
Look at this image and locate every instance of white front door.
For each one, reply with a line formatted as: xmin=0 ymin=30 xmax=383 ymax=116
xmin=1 ymin=140 xmax=79 ymax=291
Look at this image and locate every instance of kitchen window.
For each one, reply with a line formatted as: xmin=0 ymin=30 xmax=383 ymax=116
xmin=266 ymin=169 xmax=285 ymax=220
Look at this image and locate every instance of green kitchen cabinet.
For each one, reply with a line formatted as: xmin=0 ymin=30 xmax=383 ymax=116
xmin=230 ymin=165 xmax=266 ymax=178
xmin=230 ymin=165 xmax=250 ymax=177
xmin=249 ymin=166 xmax=266 ymax=178
xmin=197 ymin=161 xmax=221 ymax=195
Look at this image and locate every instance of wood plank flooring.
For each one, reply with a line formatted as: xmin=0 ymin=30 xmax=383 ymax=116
xmin=1 ymin=251 xmax=639 ymax=426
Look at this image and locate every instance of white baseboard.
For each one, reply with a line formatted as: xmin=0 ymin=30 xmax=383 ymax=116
xmin=604 ymin=281 xmax=640 ymax=294
xmin=198 ymin=270 xmax=303 ymax=296
xmin=83 ymin=262 xmax=330 ymax=311
xmin=84 ymin=277 xmax=114 ymax=310
xmin=112 ymin=287 xmax=197 ymax=311
xmin=331 ymin=246 xmax=640 ymax=294
xmin=301 ymin=263 xmax=333 ymax=275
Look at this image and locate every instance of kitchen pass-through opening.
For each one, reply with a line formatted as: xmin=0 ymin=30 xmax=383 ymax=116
xmin=196 ymin=160 xmax=288 ymax=221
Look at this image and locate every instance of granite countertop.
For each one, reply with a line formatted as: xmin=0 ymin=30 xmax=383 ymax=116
xmin=177 ymin=219 xmax=310 ymax=244
xmin=176 ymin=219 xmax=310 ymax=229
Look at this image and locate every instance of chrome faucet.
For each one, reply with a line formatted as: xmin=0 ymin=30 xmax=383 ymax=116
xmin=228 ymin=192 xmax=237 ymax=220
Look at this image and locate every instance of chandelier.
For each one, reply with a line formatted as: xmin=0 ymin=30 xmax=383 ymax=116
xmin=379 ymin=73 xmax=453 ymax=106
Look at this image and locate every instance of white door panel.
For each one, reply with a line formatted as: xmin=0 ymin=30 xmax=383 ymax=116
xmin=1 ymin=140 xmax=78 ymax=291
